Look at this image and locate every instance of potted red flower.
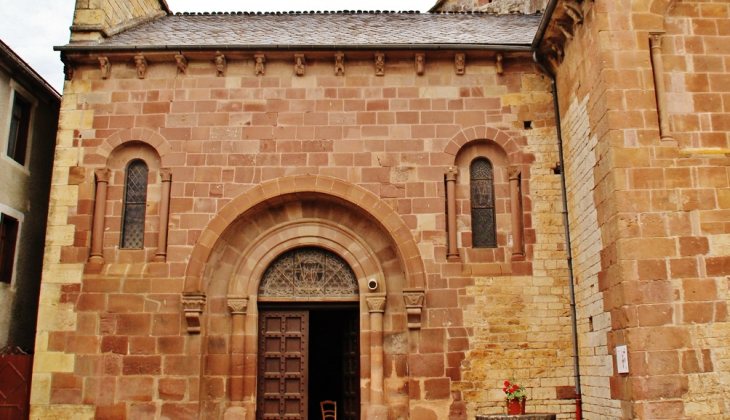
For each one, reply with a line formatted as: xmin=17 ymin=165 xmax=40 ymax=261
xmin=503 ymin=380 xmax=526 ymax=415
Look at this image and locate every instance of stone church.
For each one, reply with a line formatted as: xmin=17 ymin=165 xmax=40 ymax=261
xmin=31 ymin=0 xmax=729 ymax=419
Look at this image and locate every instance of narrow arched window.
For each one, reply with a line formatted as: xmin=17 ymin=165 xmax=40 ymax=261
xmin=470 ymin=158 xmax=496 ymax=248
xmin=121 ymin=160 xmax=148 ymax=249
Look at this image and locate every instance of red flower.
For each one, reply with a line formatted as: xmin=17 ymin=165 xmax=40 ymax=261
xmin=504 ymin=381 xmax=510 ymax=387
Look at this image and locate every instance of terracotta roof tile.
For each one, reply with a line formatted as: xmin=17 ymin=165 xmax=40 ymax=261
xmin=96 ymin=12 xmax=541 ymax=48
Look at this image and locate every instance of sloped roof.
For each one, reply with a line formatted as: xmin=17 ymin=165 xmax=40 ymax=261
xmin=61 ymin=11 xmax=542 ymax=51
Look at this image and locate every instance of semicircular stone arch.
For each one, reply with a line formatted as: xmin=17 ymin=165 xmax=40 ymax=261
xmin=89 ymin=128 xmax=172 ymax=166
xmin=443 ymin=125 xmax=529 ymax=166
xmin=184 ymin=175 xmax=426 ymax=294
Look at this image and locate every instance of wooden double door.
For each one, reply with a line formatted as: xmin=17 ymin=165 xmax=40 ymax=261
xmin=257 ymin=306 xmax=360 ymax=420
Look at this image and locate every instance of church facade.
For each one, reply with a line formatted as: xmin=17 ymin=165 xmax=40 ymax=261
xmin=31 ymin=0 xmax=729 ymax=419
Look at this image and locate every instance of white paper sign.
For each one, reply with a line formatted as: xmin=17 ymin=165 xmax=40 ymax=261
xmin=616 ymin=345 xmax=629 ymax=374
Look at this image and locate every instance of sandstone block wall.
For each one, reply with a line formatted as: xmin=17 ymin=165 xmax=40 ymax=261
xmin=34 ymin=50 xmax=577 ymax=419
xmin=548 ymin=0 xmax=730 ymax=418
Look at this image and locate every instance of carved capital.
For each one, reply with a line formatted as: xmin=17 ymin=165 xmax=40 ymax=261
xmin=160 ymin=168 xmax=172 ymax=182
xmin=99 ymin=57 xmax=110 ymax=79
xmin=134 ymin=55 xmax=147 ymax=79
xmin=182 ymin=292 xmax=206 ymax=334
xmin=294 ymin=54 xmax=306 ymax=76
xmin=507 ymin=165 xmax=521 ymax=180
xmin=446 ymin=166 xmax=458 ymax=182
xmin=334 ymin=52 xmax=345 ymax=75
xmin=254 ymin=53 xmax=266 ymax=76
xmin=374 ymin=52 xmax=385 ymax=76
xmin=94 ymin=167 xmax=111 ymax=183
xmin=403 ymin=289 xmax=425 ymax=329
xmin=214 ymin=52 xmax=226 ymax=77
xmin=366 ymin=296 xmax=387 ymax=313
xmin=227 ymin=297 xmax=249 ymax=315
xmin=649 ymin=31 xmax=665 ymax=50
xmin=415 ymin=53 xmax=425 ymax=75
xmin=175 ymin=54 xmax=188 ymax=76
xmin=455 ymin=53 xmax=465 ymax=75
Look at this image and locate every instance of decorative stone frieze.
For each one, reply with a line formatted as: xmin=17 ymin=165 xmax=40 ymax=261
xmin=294 ymin=54 xmax=306 ymax=76
xmin=134 ymin=54 xmax=147 ymax=79
xmin=182 ymin=292 xmax=206 ymax=334
xmin=403 ymin=289 xmax=425 ymax=329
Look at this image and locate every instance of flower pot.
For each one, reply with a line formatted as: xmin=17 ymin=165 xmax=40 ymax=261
xmin=506 ymin=398 xmax=526 ymax=415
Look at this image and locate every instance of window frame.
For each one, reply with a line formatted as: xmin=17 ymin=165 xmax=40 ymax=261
xmin=3 ymin=82 xmax=37 ymax=170
xmin=0 ymin=211 xmax=21 ymax=285
xmin=470 ymin=157 xmax=497 ymax=248
xmin=120 ymin=159 xmax=149 ymax=249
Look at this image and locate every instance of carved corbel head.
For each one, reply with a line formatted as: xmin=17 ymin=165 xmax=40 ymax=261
xmin=334 ymin=52 xmax=345 ymax=75
xmin=415 ymin=53 xmax=426 ymax=75
xmin=134 ymin=55 xmax=147 ymax=79
xmin=214 ymin=52 xmax=226 ymax=77
xmin=62 ymin=56 xmax=74 ymax=81
xmin=254 ymin=53 xmax=266 ymax=76
xmin=175 ymin=54 xmax=188 ymax=76
xmin=557 ymin=21 xmax=574 ymax=41
xmin=294 ymin=54 xmax=306 ymax=76
xmin=374 ymin=52 xmax=385 ymax=76
xmin=455 ymin=53 xmax=466 ymax=75
xmin=496 ymin=53 xmax=504 ymax=75
xmin=563 ymin=0 xmax=583 ymax=25
xmin=99 ymin=57 xmax=110 ymax=79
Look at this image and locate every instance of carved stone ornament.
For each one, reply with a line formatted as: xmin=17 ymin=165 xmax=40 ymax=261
xmin=175 ymin=54 xmax=188 ymax=76
xmin=182 ymin=292 xmax=206 ymax=334
xmin=259 ymin=247 xmax=358 ymax=298
xmin=227 ymin=297 xmax=249 ymax=315
xmin=507 ymin=165 xmax=521 ymax=180
xmin=94 ymin=167 xmax=111 ymax=183
xmin=403 ymin=290 xmax=425 ymax=329
xmin=558 ymin=21 xmax=574 ymax=40
xmin=496 ymin=53 xmax=504 ymax=75
xmin=446 ymin=166 xmax=459 ymax=182
xmin=563 ymin=0 xmax=583 ymax=25
xmin=294 ymin=54 xmax=306 ymax=76
xmin=374 ymin=52 xmax=385 ymax=76
xmin=214 ymin=52 xmax=226 ymax=77
xmin=63 ymin=57 xmax=74 ymax=81
xmin=134 ymin=55 xmax=147 ymax=79
xmin=159 ymin=167 xmax=172 ymax=182
xmin=455 ymin=53 xmax=466 ymax=75
xmin=99 ymin=57 xmax=110 ymax=79
xmin=366 ymin=296 xmax=387 ymax=313
xmin=254 ymin=54 xmax=266 ymax=76
xmin=415 ymin=53 xmax=426 ymax=75
xmin=334 ymin=52 xmax=345 ymax=75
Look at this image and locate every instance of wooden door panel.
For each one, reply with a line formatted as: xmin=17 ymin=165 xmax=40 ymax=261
xmin=257 ymin=310 xmax=308 ymax=420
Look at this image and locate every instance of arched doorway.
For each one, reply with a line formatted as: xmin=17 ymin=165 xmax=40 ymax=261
xmin=256 ymin=248 xmax=360 ymax=420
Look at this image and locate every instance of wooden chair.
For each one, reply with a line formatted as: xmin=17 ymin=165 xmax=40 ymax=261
xmin=320 ymin=400 xmax=336 ymax=420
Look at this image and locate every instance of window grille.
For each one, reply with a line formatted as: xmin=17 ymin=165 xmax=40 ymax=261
xmin=121 ymin=160 xmax=148 ymax=249
xmin=470 ymin=158 xmax=497 ymax=248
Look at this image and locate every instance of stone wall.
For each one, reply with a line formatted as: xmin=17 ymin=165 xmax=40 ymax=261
xmin=547 ymin=0 xmax=730 ymax=418
xmin=433 ymin=0 xmax=548 ymax=14
xmin=33 ymin=49 xmax=576 ymax=419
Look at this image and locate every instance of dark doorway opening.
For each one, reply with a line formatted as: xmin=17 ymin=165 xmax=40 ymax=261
xmin=308 ymin=307 xmax=359 ymax=420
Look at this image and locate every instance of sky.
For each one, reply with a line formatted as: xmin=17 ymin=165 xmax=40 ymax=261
xmin=0 ymin=0 xmax=435 ymax=93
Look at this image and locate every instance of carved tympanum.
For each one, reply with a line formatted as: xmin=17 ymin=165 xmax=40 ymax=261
xmin=259 ymin=247 xmax=358 ymax=298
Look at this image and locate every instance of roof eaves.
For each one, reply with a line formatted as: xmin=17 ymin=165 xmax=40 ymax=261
xmin=55 ymin=43 xmax=535 ymax=53
xmin=0 ymin=40 xmax=61 ymax=101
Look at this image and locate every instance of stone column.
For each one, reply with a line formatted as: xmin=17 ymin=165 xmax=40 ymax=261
xmin=366 ymin=295 xmax=387 ymax=419
xmin=649 ymin=32 xmax=674 ymax=142
xmin=446 ymin=166 xmax=460 ymax=262
xmin=89 ymin=168 xmax=110 ymax=263
xmin=154 ymin=168 xmax=172 ymax=262
xmin=508 ymin=166 xmax=524 ymax=258
xmin=226 ymin=297 xmax=249 ymax=420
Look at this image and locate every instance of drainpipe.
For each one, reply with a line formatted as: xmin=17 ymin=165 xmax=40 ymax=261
xmin=533 ymin=51 xmax=582 ymax=420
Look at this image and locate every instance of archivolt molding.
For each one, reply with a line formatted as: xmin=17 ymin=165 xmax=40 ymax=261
xmin=184 ymin=175 xmax=426 ymax=294
xmin=91 ymin=128 xmax=172 ymax=165
xmin=444 ymin=125 xmax=524 ymax=166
